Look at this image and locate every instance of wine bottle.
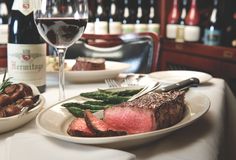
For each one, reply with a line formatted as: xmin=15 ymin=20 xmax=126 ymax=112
xmin=203 ymin=0 xmax=222 ymax=46
xmin=147 ymin=0 xmax=160 ymax=34
xmin=122 ymin=0 xmax=135 ymax=34
xmin=47 ymin=0 xmax=59 ymax=17
xmin=6 ymin=0 xmax=13 ymax=12
xmin=223 ymin=12 xmax=236 ymax=48
xmin=109 ymin=0 xmax=122 ymax=34
xmin=0 ymin=0 xmax=9 ymax=44
xmin=166 ymin=0 xmax=180 ymax=39
xmin=7 ymin=0 xmax=47 ymax=93
xmin=184 ymin=0 xmax=200 ymax=42
xmin=94 ymin=0 xmax=108 ymax=34
xmin=84 ymin=0 xmax=95 ymax=34
xmin=175 ymin=0 xmax=187 ymax=43
xmin=134 ymin=0 xmax=148 ymax=33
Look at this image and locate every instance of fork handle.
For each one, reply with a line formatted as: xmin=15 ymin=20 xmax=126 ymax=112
xmin=157 ymin=77 xmax=200 ymax=92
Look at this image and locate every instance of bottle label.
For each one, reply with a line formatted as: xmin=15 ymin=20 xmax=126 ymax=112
xmin=203 ymin=28 xmax=221 ymax=46
xmin=175 ymin=25 xmax=185 ymax=43
xmin=84 ymin=22 xmax=94 ymax=34
xmin=122 ymin=24 xmax=135 ymax=34
xmin=7 ymin=43 xmax=47 ymax=86
xmin=109 ymin=22 xmax=122 ymax=34
xmin=94 ymin=21 xmax=108 ymax=34
xmin=147 ymin=23 xmax=160 ymax=34
xmin=0 ymin=25 xmax=8 ymax=44
xmin=166 ymin=24 xmax=178 ymax=39
xmin=12 ymin=0 xmax=38 ymax=16
xmin=135 ymin=24 xmax=148 ymax=33
xmin=184 ymin=26 xmax=200 ymax=42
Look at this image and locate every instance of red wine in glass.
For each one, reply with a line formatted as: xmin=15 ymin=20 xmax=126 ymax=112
xmin=35 ymin=18 xmax=87 ymax=47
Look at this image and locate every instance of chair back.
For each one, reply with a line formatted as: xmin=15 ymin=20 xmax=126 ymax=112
xmin=66 ymin=32 xmax=160 ymax=73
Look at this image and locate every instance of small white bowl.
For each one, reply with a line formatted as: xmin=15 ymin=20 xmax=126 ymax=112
xmin=0 ymin=85 xmax=45 ymax=134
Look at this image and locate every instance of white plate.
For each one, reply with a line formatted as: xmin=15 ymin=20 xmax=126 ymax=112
xmin=149 ymin=70 xmax=212 ymax=84
xmin=47 ymin=59 xmax=130 ymax=83
xmin=0 ymin=85 xmax=45 ymax=134
xmin=36 ymin=89 xmax=210 ymax=149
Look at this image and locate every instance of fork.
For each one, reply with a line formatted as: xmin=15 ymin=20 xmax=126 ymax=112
xmin=105 ymin=79 xmax=120 ymax=88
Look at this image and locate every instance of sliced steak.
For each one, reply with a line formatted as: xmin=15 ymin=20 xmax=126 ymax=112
xmin=67 ymin=117 xmax=95 ymax=137
xmin=84 ymin=110 xmax=127 ymax=137
xmin=103 ymin=91 xmax=186 ymax=134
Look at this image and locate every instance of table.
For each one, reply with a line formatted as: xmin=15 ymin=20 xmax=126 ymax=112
xmin=0 ymin=75 xmax=235 ymax=160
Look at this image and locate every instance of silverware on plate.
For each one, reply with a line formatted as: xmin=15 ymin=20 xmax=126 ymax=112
xmin=128 ymin=77 xmax=200 ymax=101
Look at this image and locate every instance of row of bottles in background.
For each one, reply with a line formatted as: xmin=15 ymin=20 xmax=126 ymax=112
xmin=167 ymin=0 xmax=201 ymax=43
xmin=166 ymin=0 xmax=236 ymax=48
xmin=84 ymin=0 xmax=160 ymax=35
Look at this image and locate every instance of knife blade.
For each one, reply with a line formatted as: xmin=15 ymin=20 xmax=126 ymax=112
xmin=128 ymin=77 xmax=200 ymax=101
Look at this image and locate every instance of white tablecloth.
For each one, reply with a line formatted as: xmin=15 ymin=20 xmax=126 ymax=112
xmin=0 ymin=76 xmax=235 ymax=160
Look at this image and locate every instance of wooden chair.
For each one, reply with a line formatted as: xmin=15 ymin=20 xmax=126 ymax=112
xmin=65 ymin=32 xmax=160 ymax=73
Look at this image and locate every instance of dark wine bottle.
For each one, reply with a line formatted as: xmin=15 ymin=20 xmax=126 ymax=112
xmin=147 ymin=0 xmax=160 ymax=34
xmin=175 ymin=0 xmax=187 ymax=43
xmin=84 ymin=0 xmax=95 ymax=34
xmin=94 ymin=0 xmax=108 ymax=34
xmin=203 ymin=0 xmax=222 ymax=46
xmin=7 ymin=0 xmax=47 ymax=93
xmin=134 ymin=0 xmax=148 ymax=33
xmin=109 ymin=0 xmax=122 ymax=34
xmin=0 ymin=0 xmax=9 ymax=44
xmin=166 ymin=0 xmax=180 ymax=39
xmin=122 ymin=0 xmax=135 ymax=34
xmin=184 ymin=0 xmax=200 ymax=42
xmin=223 ymin=12 xmax=236 ymax=48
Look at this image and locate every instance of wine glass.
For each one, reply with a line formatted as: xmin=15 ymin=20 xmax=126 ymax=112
xmin=34 ymin=0 xmax=88 ymax=100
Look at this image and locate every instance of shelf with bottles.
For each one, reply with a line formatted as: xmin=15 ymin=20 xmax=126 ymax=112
xmin=162 ymin=0 xmax=236 ymax=49
xmin=85 ymin=0 xmax=161 ymax=36
xmin=161 ymin=39 xmax=236 ymax=62
xmin=159 ymin=38 xmax=236 ymax=96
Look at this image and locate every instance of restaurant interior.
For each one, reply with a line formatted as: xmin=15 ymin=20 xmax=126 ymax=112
xmin=0 ymin=0 xmax=236 ymax=160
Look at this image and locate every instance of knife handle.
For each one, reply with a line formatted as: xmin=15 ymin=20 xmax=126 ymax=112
xmin=159 ymin=77 xmax=200 ymax=92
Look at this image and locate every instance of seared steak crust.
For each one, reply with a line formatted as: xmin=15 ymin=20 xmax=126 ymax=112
xmin=104 ymin=91 xmax=186 ymax=134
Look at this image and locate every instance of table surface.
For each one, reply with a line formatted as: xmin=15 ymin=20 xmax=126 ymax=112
xmin=0 ymin=74 xmax=235 ymax=160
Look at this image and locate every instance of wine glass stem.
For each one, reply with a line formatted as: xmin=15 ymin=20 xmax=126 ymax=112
xmin=56 ymin=48 xmax=67 ymax=100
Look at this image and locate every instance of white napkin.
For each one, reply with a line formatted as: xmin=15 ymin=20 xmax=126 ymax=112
xmin=0 ymin=133 xmax=136 ymax=160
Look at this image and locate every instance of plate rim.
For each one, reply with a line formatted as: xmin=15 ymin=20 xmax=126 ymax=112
xmin=47 ymin=60 xmax=130 ymax=73
xmin=36 ymin=89 xmax=210 ymax=146
xmin=149 ymin=70 xmax=213 ymax=83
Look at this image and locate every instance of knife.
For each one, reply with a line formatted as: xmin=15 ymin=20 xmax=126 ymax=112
xmin=156 ymin=77 xmax=200 ymax=93
xmin=129 ymin=77 xmax=200 ymax=101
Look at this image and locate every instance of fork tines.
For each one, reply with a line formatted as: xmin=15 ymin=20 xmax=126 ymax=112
xmin=105 ymin=79 xmax=120 ymax=88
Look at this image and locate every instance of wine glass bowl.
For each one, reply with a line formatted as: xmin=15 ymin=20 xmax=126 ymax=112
xmin=34 ymin=0 xmax=88 ymax=100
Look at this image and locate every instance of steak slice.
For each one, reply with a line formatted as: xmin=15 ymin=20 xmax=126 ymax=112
xmin=67 ymin=117 xmax=95 ymax=137
xmin=103 ymin=91 xmax=186 ymax=134
xmin=84 ymin=110 xmax=127 ymax=137
xmin=72 ymin=57 xmax=105 ymax=71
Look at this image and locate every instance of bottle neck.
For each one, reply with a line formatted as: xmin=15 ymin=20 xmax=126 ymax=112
xmin=179 ymin=1 xmax=187 ymax=25
xmin=168 ymin=0 xmax=180 ymax=24
xmin=185 ymin=0 xmax=200 ymax=25
xmin=0 ymin=2 xmax=8 ymax=16
xmin=191 ymin=0 xmax=197 ymax=8
xmin=12 ymin=0 xmax=36 ymax=16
